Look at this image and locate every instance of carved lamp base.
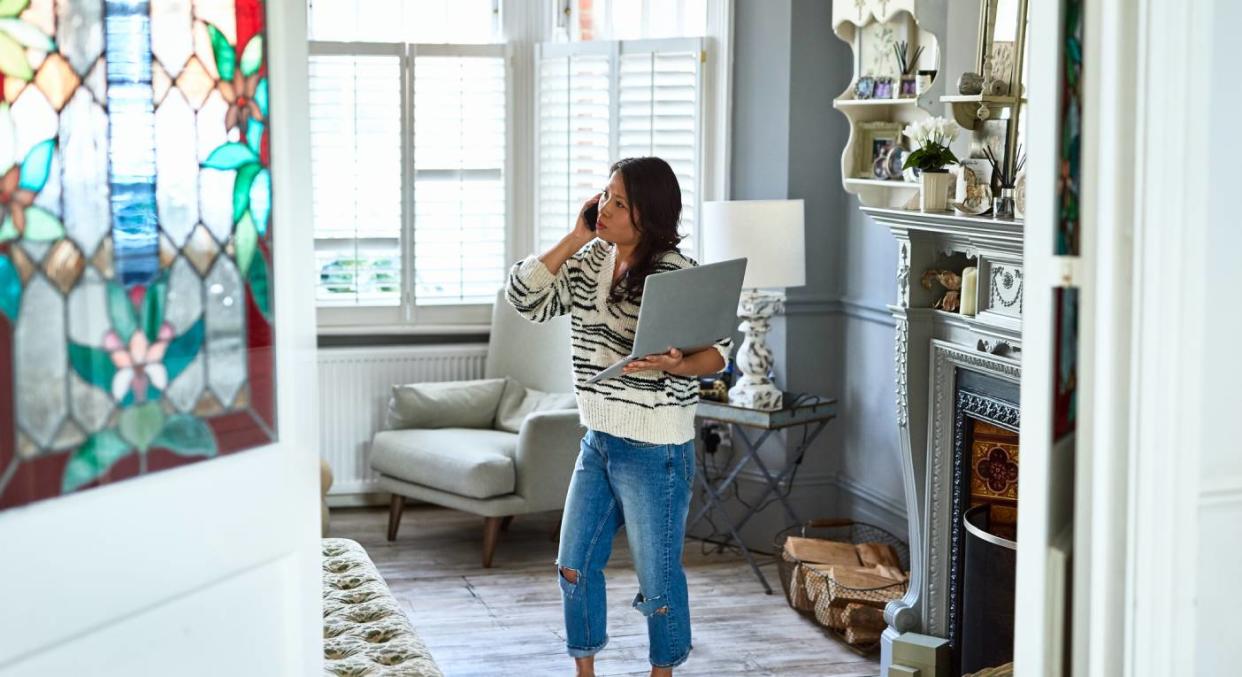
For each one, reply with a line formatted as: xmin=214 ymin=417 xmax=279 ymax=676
xmin=728 ymin=290 xmax=785 ymax=411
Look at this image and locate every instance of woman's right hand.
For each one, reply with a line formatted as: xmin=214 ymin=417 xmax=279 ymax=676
xmin=571 ymin=193 xmax=602 ymax=244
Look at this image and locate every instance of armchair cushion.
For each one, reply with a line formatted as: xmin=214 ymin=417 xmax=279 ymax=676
xmin=370 ymin=428 xmax=519 ymax=499
xmin=386 ymin=378 xmax=507 ymax=430
xmin=494 ymin=377 xmax=578 ymax=433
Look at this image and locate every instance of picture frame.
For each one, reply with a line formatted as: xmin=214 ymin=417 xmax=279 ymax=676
xmin=874 ymin=76 xmax=895 ymax=99
xmin=857 ymin=121 xmax=903 ymax=178
xmin=855 ymin=75 xmax=876 ymax=99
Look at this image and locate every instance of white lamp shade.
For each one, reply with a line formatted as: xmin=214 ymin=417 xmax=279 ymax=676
xmin=701 ymin=199 xmax=806 ymax=289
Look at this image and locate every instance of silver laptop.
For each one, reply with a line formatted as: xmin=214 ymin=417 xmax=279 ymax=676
xmin=586 ymin=258 xmax=747 ymax=384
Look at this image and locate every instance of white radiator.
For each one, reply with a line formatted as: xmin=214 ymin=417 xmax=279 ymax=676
xmin=317 ymin=345 xmax=488 ymax=497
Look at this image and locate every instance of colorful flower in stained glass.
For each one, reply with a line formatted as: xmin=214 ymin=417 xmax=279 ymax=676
xmin=0 ymin=0 xmax=273 ymax=510
xmin=0 ymin=0 xmax=55 ymax=83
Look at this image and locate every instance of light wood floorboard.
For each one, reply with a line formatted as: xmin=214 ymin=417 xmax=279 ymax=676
xmin=331 ymin=505 xmax=881 ymax=677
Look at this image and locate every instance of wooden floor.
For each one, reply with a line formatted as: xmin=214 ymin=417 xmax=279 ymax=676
xmin=332 ymin=505 xmax=881 ymax=677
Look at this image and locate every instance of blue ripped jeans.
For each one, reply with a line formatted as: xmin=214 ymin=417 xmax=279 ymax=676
xmin=556 ymin=429 xmax=695 ymax=669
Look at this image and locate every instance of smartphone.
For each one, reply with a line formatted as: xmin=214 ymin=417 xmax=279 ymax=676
xmin=583 ymin=203 xmax=598 ymax=231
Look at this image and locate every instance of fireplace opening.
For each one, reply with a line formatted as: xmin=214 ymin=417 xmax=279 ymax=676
xmin=949 ymin=370 xmax=1020 ymax=675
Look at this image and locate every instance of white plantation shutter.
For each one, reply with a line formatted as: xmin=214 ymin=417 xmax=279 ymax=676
xmin=309 ymin=40 xmax=510 ymax=321
xmin=536 ymin=39 xmax=704 ymax=259
xmin=537 ymin=44 xmax=613 ymax=253
xmin=412 ymin=47 xmax=508 ymax=305
xmin=618 ymin=40 xmax=702 ymax=257
xmin=309 ymin=49 xmax=405 ymax=307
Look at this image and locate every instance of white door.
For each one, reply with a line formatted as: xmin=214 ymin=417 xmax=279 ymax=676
xmin=0 ymin=2 xmax=321 ymax=675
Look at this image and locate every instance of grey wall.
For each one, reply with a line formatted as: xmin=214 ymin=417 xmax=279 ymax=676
xmin=688 ymin=0 xmax=906 ymax=551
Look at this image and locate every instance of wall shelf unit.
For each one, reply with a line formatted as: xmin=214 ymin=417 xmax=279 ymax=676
xmin=832 ymin=0 xmax=949 ymax=209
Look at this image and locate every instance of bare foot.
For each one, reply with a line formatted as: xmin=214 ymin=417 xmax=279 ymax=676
xmin=651 ymin=667 xmax=673 ymax=677
xmin=574 ymin=656 xmax=596 ymax=677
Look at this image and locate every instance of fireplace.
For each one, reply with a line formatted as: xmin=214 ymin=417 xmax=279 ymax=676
xmin=860 ymin=208 xmax=1025 ymax=676
xmin=948 ymin=370 xmax=1020 ymax=674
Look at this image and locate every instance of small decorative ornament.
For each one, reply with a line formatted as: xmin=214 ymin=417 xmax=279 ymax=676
xmin=957 ymin=71 xmax=984 ymax=95
xmin=886 ymin=146 xmax=908 ymax=181
xmin=855 ymin=75 xmax=876 ymax=99
xmin=873 ymin=151 xmax=891 ymax=180
xmin=921 ymin=269 xmax=963 ymax=312
xmin=1013 ymin=170 xmax=1026 ymax=219
xmin=917 ymin=70 xmax=936 ymax=95
xmin=874 ymin=76 xmax=894 ymax=99
xmin=954 ymin=159 xmax=993 ymax=215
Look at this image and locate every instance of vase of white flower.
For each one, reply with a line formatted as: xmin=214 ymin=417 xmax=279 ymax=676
xmin=903 ymin=117 xmax=961 ymax=212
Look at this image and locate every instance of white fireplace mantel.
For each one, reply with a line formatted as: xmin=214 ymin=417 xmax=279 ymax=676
xmin=862 ymin=207 xmax=1026 ymax=670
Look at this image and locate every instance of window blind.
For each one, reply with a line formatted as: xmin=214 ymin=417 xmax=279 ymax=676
xmin=412 ymin=50 xmax=508 ymax=305
xmin=536 ymin=39 xmax=703 ymax=259
xmin=309 ymin=52 xmax=404 ymax=307
xmin=618 ymin=43 xmax=702 ymax=257
xmin=537 ymin=46 xmax=612 ymax=253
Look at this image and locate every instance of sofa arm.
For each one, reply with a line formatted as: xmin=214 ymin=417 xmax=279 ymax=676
xmin=513 ymin=409 xmax=586 ymax=512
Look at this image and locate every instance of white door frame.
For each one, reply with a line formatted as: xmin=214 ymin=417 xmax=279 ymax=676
xmin=1064 ymin=0 xmax=1215 ymax=675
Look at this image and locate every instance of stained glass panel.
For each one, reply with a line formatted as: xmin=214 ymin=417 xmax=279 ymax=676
xmin=0 ymin=0 xmax=273 ymax=510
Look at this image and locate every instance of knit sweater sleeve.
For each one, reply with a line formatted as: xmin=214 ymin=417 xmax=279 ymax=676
xmin=505 ymin=241 xmax=595 ymax=323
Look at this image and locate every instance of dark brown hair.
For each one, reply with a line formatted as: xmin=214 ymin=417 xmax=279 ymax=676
xmin=607 ymin=157 xmax=683 ymax=304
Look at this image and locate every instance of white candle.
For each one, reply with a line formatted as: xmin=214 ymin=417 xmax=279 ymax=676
xmin=960 ymin=266 xmax=978 ymax=316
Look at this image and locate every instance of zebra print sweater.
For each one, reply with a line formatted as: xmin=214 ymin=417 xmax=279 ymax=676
xmin=505 ymin=239 xmax=732 ymax=445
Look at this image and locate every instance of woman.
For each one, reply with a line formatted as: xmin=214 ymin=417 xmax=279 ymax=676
xmin=505 ymin=157 xmax=731 ymax=676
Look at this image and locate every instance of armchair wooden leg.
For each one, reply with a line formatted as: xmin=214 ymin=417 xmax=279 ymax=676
xmin=387 ymin=495 xmax=404 ymax=542
xmin=500 ymin=515 xmax=514 ymax=532
xmin=482 ymin=517 xmax=504 ymax=568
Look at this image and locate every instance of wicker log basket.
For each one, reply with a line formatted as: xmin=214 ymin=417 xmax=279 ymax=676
xmin=774 ymin=519 xmax=910 ymax=654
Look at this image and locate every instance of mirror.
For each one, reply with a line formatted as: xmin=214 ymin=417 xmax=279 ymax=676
xmin=975 ymin=0 xmax=1028 ymax=193
xmin=978 ymin=0 xmax=1027 ymax=97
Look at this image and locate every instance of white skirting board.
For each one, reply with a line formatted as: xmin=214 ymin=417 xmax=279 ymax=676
xmin=318 ymin=345 xmax=488 ymax=496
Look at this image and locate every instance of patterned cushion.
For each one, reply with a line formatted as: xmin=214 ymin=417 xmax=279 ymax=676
xmin=323 ymin=539 xmax=443 ymax=677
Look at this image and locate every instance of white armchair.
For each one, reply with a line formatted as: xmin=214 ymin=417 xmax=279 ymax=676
xmin=370 ymin=290 xmax=584 ymax=567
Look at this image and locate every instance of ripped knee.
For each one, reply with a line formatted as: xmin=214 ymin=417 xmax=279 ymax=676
xmin=559 ymin=566 xmax=579 ymax=584
xmin=632 ymin=591 xmax=670 ymax=617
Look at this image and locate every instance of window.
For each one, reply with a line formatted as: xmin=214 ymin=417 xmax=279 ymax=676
xmin=536 ymin=39 xmax=705 ymax=260
xmin=570 ymin=0 xmax=708 ymax=41
xmin=308 ymin=2 xmax=507 ymax=326
xmin=307 ymin=1 xmax=725 ymax=331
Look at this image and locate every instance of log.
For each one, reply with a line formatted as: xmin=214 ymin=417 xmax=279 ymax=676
xmin=843 ymin=602 xmax=886 ymax=631
xmin=869 ymin=564 xmax=909 ymax=582
xmin=784 ymin=537 xmax=861 ymax=566
xmin=845 ymin=625 xmax=882 ymax=646
xmin=813 ymin=597 xmax=848 ymax=630
xmin=821 ymin=565 xmax=907 ymax=609
xmin=855 ymin=542 xmax=902 ymax=569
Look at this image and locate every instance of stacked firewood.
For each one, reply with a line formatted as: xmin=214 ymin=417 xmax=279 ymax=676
xmin=782 ymin=537 xmax=909 ymax=648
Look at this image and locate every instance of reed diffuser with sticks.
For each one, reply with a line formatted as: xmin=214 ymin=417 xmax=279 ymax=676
xmin=894 ymin=40 xmax=924 ymax=98
xmin=984 ymin=144 xmax=1025 ymax=220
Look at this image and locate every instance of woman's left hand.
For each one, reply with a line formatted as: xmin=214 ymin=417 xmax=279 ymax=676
xmin=623 ymin=347 xmax=684 ymax=376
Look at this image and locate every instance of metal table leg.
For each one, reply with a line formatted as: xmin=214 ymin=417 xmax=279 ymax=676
xmin=688 ymin=419 xmax=833 ymax=593
xmin=693 ymin=470 xmax=773 ymax=594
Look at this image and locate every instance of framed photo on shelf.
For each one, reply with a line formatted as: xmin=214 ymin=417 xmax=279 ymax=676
xmin=855 ymin=75 xmax=876 ymax=99
xmin=857 ymin=121 xmax=903 ymax=178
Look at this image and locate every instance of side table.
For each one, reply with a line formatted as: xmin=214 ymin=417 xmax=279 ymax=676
xmin=692 ymin=393 xmax=838 ymax=593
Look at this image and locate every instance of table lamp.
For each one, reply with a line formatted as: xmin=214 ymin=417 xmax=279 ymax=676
xmin=701 ymin=199 xmax=806 ymax=410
